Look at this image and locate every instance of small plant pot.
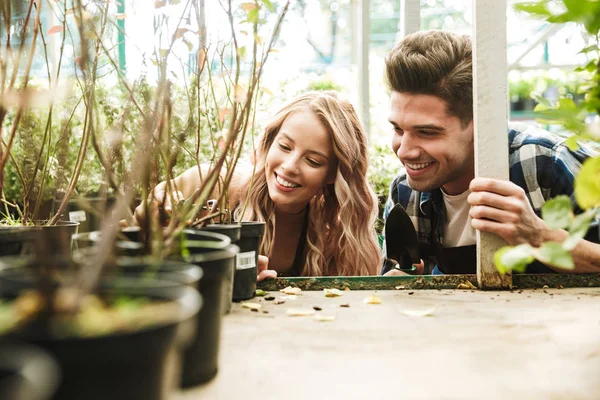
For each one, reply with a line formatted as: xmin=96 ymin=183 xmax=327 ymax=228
xmin=34 ymin=221 xmax=80 ymax=257
xmin=169 ymin=230 xmax=238 ymax=387
xmin=200 ymin=224 xmax=242 ymax=314
xmin=0 ymin=340 xmax=60 ymax=400
xmin=233 ymin=221 xmax=265 ymax=302
xmin=0 ymin=269 xmax=202 ymax=400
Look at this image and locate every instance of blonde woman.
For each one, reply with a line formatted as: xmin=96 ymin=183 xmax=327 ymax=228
xmin=135 ymin=92 xmax=381 ymax=279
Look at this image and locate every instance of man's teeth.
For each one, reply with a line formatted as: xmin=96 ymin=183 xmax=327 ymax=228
xmin=406 ymin=162 xmax=432 ymax=170
xmin=276 ymin=174 xmax=300 ymax=188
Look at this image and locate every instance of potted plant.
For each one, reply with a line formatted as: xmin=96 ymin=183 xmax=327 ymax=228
xmin=0 ymin=1 xmax=207 ymax=398
xmin=496 ymin=0 xmax=600 ymax=273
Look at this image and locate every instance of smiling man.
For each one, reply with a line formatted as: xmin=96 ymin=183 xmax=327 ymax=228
xmin=382 ymin=30 xmax=600 ymax=275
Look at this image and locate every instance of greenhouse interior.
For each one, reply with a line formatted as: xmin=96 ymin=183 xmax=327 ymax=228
xmin=0 ymin=0 xmax=599 ymax=399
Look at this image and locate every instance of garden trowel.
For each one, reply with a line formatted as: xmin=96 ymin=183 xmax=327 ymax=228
xmin=383 ymin=203 xmax=421 ymax=273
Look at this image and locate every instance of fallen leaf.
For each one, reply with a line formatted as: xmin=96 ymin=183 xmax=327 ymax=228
xmin=47 ymin=25 xmax=64 ymax=35
xmin=314 ymin=314 xmax=336 ymax=322
xmin=241 ymin=2 xmax=257 ymax=11
xmin=340 ymin=304 xmax=350 ymax=308
xmin=363 ymin=294 xmax=381 ymax=304
xmin=395 ymin=285 xmax=406 ymax=290
xmin=313 ymin=306 xmax=322 ymax=311
xmin=264 ymin=296 xmax=275 ymax=301
xmin=280 ymin=286 xmax=302 ymax=295
xmin=402 ymin=308 xmax=435 ymax=317
xmin=287 ymin=308 xmax=316 ymax=317
xmin=324 ymin=288 xmax=343 ymax=297
xmin=255 ymin=289 xmax=266 ymax=296
xmin=274 ymin=300 xmax=285 ymax=305
xmin=241 ymin=302 xmax=262 ymax=310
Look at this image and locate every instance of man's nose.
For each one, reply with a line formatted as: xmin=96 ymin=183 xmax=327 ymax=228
xmin=396 ymin=132 xmax=420 ymax=160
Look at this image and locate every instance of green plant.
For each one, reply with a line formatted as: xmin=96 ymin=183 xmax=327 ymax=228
xmin=495 ymin=0 xmax=600 ymax=273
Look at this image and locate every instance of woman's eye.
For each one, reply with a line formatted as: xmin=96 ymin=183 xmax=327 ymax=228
xmin=278 ymin=143 xmax=291 ymax=151
xmin=306 ymin=158 xmax=322 ymax=167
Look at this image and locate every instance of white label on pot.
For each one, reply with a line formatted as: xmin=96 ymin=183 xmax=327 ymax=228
xmin=69 ymin=210 xmax=87 ymax=222
xmin=236 ymin=251 xmax=256 ymax=270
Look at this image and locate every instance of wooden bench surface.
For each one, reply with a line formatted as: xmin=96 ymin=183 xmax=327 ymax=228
xmin=177 ymin=287 xmax=600 ymax=399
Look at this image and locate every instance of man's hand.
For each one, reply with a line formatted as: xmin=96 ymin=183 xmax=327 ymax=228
xmin=468 ymin=177 xmax=547 ymax=247
xmin=257 ymin=255 xmax=277 ymax=282
xmin=383 ymin=259 xmax=425 ymax=276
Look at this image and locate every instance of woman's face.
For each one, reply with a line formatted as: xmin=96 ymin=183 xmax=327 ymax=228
xmin=265 ymin=110 xmax=336 ymax=214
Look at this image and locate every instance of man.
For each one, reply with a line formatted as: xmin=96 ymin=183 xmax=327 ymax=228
xmin=382 ymin=30 xmax=599 ymax=275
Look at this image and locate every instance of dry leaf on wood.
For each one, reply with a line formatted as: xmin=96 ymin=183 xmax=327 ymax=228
xmin=402 ymin=308 xmax=435 ymax=317
xmin=280 ymin=286 xmax=302 ymax=295
xmin=241 ymin=302 xmax=262 ymax=310
xmin=324 ymin=288 xmax=343 ymax=297
xmin=286 ymin=308 xmax=316 ymax=317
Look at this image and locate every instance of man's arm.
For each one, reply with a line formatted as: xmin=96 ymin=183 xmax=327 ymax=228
xmin=467 ymin=177 xmax=600 ymax=273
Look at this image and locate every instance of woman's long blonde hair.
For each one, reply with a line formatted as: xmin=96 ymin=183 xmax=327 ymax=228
xmin=236 ymin=92 xmax=381 ymax=276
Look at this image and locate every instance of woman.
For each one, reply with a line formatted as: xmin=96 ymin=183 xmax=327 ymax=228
xmin=136 ymin=92 xmax=381 ymax=278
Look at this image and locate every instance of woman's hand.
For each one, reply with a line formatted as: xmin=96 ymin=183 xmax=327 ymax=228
xmin=257 ymin=255 xmax=277 ymax=282
xmin=133 ymin=189 xmax=185 ymax=226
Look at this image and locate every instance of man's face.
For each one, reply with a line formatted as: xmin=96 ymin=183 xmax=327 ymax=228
xmin=388 ymin=92 xmax=474 ymax=195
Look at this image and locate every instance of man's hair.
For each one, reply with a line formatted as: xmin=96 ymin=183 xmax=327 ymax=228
xmin=385 ymin=30 xmax=473 ymax=127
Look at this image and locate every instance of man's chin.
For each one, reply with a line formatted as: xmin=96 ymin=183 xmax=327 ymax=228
xmin=407 ymin=177 xmax=438 ymax=193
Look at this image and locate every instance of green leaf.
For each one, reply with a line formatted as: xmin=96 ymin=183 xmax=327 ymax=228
xmin=557 ymin=97 xmax=576 ymax=110
xmin=533 ymin=242 xmax=574 ymax=270
xmin=513 ymin=1 xmax=551 ymax=17
xmin=541 ymin=195 xmax=574 ymax=229
xmin=238 ymin=46 xmax=247 ymax=59
xmin=255 ymin=289 xmax=267 ymax=296
xmin=565 ymin=135 xmax=581 ymax=151
xmin=575 ymin=156 xmax=600 ymax=210
xmin=578 ymin=44 xmax=599 ymax=54
xmin=494 ymin=244 xmax=536 ymax=274
xmin=247 ymin=7 xmax=259 ymax=24
xmin=260 ymin=0 xmax=275 ymax=12
xmin=533 ymin=95 xmax=552 ymax=108
xmin=563 ymin=208 xmax=596 ymax=249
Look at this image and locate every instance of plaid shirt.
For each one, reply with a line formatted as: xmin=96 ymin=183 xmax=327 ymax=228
xmin=382 ymin=122 xmax=599 ymax=274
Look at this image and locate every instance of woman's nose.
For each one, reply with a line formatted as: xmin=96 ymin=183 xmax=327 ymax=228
xmin=281 ymin=154 xmax=300 ymax=173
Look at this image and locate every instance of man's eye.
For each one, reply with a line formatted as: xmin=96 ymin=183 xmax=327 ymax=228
xmin=393 ymin=127 xmax=403 ymax=135
xmin=420 ymin=130 xmax=436 ymax=136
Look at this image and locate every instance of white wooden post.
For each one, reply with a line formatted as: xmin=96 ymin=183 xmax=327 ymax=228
xmin=472 ymin=0 xmax=512 ymax=289
xmin=358 ymin=0 xmax=370 ymax=133
xmin=400 ymin=0 xmax=420 ymax=38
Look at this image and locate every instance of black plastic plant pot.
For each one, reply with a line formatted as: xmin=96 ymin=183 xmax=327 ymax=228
xmin=198 ymin=224 xmax=242 ymax=315
xmin=0 ymin=256 xmax=202 ymax=294
xmin=0 ymin=275 xmax=202 ymax=400
xmin=0 ymin=340 xmax=60 ymax=400
xmin=233 ymin=221 xmax=265 ymax=302
xmin=169 ymin=231 xmax=238 ymax=388
xmin=0 ymin=226 xmax=40 ymax=257
xmin=27 ymin=221 xmax=80 ymax=258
